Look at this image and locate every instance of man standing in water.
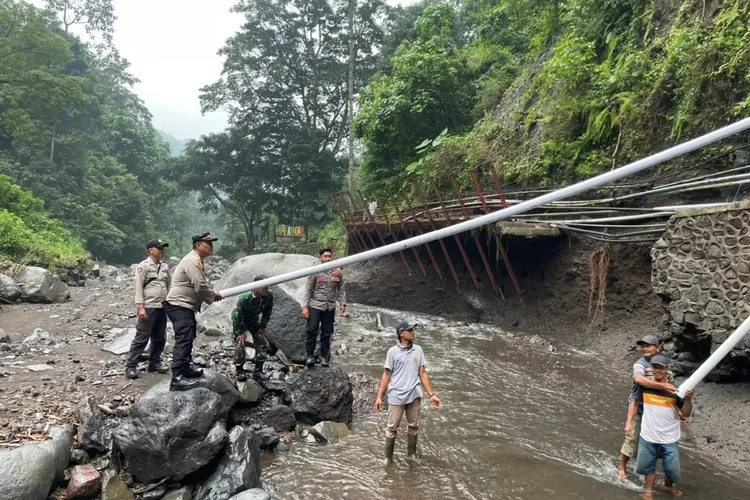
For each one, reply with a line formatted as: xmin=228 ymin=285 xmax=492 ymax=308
xmin=618 ymin=335 xmax=677 ymax=480
xmin=625 ymin=355 xmax=694 ymax=499
xmin=164 ymin=233 xmax=224 ymax=391
xmin=375 ymin=320 xmax=442 ymax=464
xmin=126 ymin=238 xmax=171 ymax=379
xmin=301 ymin=248 xmax=346 ymax=367
xmin=231 ymin=275 xmax=274 ymax=382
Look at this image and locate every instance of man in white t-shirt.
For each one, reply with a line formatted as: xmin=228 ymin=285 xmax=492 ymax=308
xmin=625 ymin=355 xmax=694 ymax=500
xmin=375 ymin=320 xmax=442 ymax=464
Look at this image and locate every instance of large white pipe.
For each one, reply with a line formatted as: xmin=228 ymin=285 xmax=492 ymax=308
xmin=676 ymin=316 xmax=750 ymax=399
xmin=219 ymin=117 xmax=750 ymax=299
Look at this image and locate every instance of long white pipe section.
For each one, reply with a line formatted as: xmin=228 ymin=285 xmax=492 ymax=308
xmin=220 ymin=117 xmax=750 ymax=299
xmin=676 ymin=316 xmax=750 ymax=399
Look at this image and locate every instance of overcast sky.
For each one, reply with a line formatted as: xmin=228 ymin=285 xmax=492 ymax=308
xmin=34 ymin=0 xmax=420 ymax=140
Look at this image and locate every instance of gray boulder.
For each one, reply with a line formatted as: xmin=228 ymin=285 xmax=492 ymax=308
xmin=162 ymin=486 xmax=193 ymax=500
xmin=255 ymin=427 xmax=280 ymax=450
xmin=228 ymin=490 xmax=271 ymax=500
xmin=14 ymin=266 xmax=70 ymax=303
xmin=76 ymin=396 xmax=114 ymax=455
xmin=113 ymin=387 xmax=228 ymax=483
xmin=0 ymin=327 xmax=10 ymax=343
xmin=200 ymin=253 xmax=318 ymax=362
xmin=147 ymin=369 xmax=240 ymax=415
xmin=290 ymin=367 xmax=353 ymax=424
xmin=310 ymin=421 xmax=351 ymax=444
xmin=195 ymin=426 xmax=261 ymax=500
xmin=263 ymin=404 xmax=296 ymax=432
xmin=0 ymin=274 xmax=21 ymax=302
xmin=0 ymin=425 xmax=73 ymax=500
xmin=238 ymin=380 xmax=264 ymax=404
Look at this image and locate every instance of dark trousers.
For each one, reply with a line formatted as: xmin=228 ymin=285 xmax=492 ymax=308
xmin=126 ymin=307 xmax=167 ymax=369
xmin=306 ymin=307 xmax=335 ymax=359
xmin=165 ymin=303 xmax=197 ymax=376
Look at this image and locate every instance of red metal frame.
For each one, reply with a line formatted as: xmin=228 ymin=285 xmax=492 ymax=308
xmin=414 ymin=182 xmax=461 ymax=289
xmin=346 ymin=191 xmax=380 ymax=252
xmin=401 ymin=188 xmax=444 ymax=280
xmin=356 ymin=189 xmax=394 ymax=261
xmin=451 ymin=179 xmax=504 ymax=299
xmin=429 ymin=178 xmax=480 ymax=290
xmin=489 ymin=165 xmax=509 ymax=208
xmin=470 ymin=171 xmax=522 ymax=296
xmin=370 ymin=191 xmax=413 ymax=274
xmin=385 ymin=187 xmax=429 ymax=277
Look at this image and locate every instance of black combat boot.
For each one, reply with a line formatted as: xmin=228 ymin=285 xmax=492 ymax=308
xmin=384 ymin=437 xmax=396 ymax=465
xmin=125 ymin=367 xmax=138 ymax=380
xmin=236 ymin=365 xmax=249 ymax=382
xmin=147 ymin=363 xmax=168 ymax=374
xmin=306 ymin=356 xmax=315 ymax=368
xmin=407 ymin=434 xmax=418 ymax=457
xmin=169 ymin=369 xmax=200 ymax=391
xmin=183 ymin=365 xmax=204 ymax=378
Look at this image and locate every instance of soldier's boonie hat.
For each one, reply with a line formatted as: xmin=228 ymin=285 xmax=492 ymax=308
xmin=650 ymin=354 xmax=669 ymax=367
xmin=636 ymin=335 xmax=660 ymax=346
xmin=396 ymin=320 xmax=418 ymax=336
xmin=192 ymin=232 xmax=219 ymax=244
xmin=146 ymin=238 xmax=169 ymax=249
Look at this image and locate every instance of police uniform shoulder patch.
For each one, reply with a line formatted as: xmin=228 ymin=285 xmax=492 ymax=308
xmin=136 ymin=266 xmax=143 ymax=273
xmin=195 ymin=260 xmax=204 ymax=270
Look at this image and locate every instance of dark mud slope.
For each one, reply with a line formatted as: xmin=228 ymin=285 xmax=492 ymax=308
xmin=346 ymin=232 xmax=663 ymax=352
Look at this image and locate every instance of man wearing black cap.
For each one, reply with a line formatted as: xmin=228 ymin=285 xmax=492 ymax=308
xmin=374 ymin=320 xmax=442 ymax=464
xmin=617 ymin=334 xmax=677 ymax=480
xmin=164 ymin=232 xmax=224 ymax=390
xmin=125 ymin=239 xmax=171 ymax=379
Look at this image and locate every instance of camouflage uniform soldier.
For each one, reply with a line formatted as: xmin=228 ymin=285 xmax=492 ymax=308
xmin=231 ymin=275 xmax=274 ymax=381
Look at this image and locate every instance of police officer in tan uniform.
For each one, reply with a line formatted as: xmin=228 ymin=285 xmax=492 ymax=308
xmin=301 ymin=248 xmax=346 ymax=367
xmin=125 ymin=238 xmax=171 ymax=380
xmin=164 ymin=232 xmax=224 ymax=390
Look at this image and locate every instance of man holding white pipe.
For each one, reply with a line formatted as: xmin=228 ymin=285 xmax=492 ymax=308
xmin=625 ymin=355 xmax=694 ymax=500
xmin=618 ymin=335 xmax=677 ymax=480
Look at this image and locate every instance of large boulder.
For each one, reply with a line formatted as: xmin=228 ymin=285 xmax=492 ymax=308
xmin=14 ymin=266 xmax=70 ymax=303
xmin=195 ymin=426 xmax=262 ymax=500
xmin=263 ymin=404 xmax=297 ymax=432
xmin=0 ymin=425 xmax=73 ymax=500
xmin=228 ymin=490 xmax=271 ymax=500
xmin=147 ymin=369 xmax=240 ymax=415
xmin=310 ymin=421 xmax=351 ymax=445
xmin=289 ymin=367 xmax=353 ymax=424
xmin=200 ymin=253 xmax=318 ymax=362
xmin=0 ymin=274 xmax=21 ymax=302
xmin=113 ymin=388 xmax=228 ymax=483
xmin=76 ymin=396 xmax=115 ymax=455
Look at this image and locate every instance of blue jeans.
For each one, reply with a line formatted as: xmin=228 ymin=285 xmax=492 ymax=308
xmin=636 ymin=438 xmax=681 ymax=484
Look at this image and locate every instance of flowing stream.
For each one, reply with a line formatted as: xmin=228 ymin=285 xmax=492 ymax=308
xmin=260 ymin=305 xmax=750 ymax=499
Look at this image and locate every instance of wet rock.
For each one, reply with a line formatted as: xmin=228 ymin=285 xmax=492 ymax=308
xmin=263 ymin=404 xmax=296 ymax=432
xmin=113 ymin=387 xmax=227 ymax=483
xmin=142 ymin=487 xmax=166 ymax=500
xmin=275 ymin=441 xmax=290 ymax=452
xmin=228 ymin=489 xmax=271 ymax=500
xmin=66 ymin=465 xmax=101 ymax=500
xmin=101 ymin=470 xmax=134 ymax=500
xmin=195 ymin=426 xmax=261 ymax=500
xmin=27 ymin=364 xmax=55 ymax=372
xmin=0 ymin=328 xmax=10 ymax=343
xmin=76 ymin=396 xmax=113 ymax=455
xmin=238 ymin=380 xmax=264 ymax=405
xmin=256 ymin=427 xmax=280 ymax=450
xmin=23 ymin=328 xmax=50 ymax=343
xmin=348 ymin=372 xmax=383 ymax=417
xmin=70 ymin=448 xmax=91 ymax=465
xmin=310 ymin=421 xmax=350 ymax=444
xmin=15 ymin=266 xmax=70 ymax=303
xmin=0 ymin=425 xmax=73 ymax=500
xmin=162 ymin=486 xmax=193 ymax=500
xmin=0 ymin=274 xmax=21 ymax=302
xmin=146 ymin=370 xmax=239 ymax=415
xmin=100 ymin=328 xmax=138 ymax=355
xmin=290 ymin=367 xmax=353 ymax=424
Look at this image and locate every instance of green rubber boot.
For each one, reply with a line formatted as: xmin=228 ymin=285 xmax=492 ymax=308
xmin=384 ymin=437 xmax=396 ymax=465
xmin=407 ymin=434 xmax=418 ymax=457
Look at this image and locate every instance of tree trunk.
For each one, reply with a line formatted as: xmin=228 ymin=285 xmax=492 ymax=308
xmin=49 ymin=122 xmax=57 ymax=162
xmin=347 ymin=0 xmax=356 ymax=197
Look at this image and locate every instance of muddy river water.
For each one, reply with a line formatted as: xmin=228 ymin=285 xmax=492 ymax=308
xmin=261 ymin=305 xmax=750 ymax=500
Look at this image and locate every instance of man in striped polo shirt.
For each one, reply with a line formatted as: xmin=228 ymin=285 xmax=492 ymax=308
xmin=625 ymin=355 xmax=694 ymax=500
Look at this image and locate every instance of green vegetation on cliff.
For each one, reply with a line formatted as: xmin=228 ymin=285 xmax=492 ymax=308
xmin=357 ymin=0 xmax=750 ymax=193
